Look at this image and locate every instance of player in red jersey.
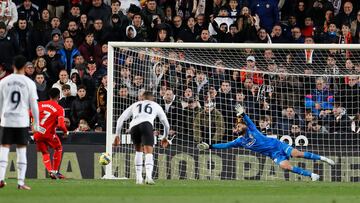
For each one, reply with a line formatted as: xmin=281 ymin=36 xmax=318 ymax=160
xmin=33 ymin=88 xmax=68 ymax=179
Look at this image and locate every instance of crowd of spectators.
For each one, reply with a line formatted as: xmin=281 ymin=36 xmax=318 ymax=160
xmin=0 ymin=0 xmax=360 ymax=141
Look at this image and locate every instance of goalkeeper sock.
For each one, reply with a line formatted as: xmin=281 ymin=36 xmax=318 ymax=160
xmin=42 ymin=153 xmax=53 ymax=172
xmin=0 ymin=147 xmax=9 ymax=181
xmin=135 ymin=152 xmax=143 ymax=180
xmin=53 ymin=148 xmax=63 ymax=171
xmin=303 ymin=152 xmax=321 ymax=161
xmin=16 ymin=147 xmax=27 ymax=186
xmin=291 ymin=166 xmax=312 ymax=177
xmin=145 ymin=153 xmax=154 ymax=180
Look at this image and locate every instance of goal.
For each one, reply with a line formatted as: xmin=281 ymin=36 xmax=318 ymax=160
xmin=105 ymin=42 xmax=360 ymax=182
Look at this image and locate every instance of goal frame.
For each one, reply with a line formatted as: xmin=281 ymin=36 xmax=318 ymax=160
xmin=105 ymin=42 xmax=360 ymax=179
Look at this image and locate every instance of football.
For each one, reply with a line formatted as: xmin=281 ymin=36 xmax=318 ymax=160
xmin=99 ymin=152 xmax=111 ymax=165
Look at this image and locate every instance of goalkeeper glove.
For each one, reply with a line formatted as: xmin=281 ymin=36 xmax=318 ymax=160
xmin=235 ymin=104 xmax=245 ymax=117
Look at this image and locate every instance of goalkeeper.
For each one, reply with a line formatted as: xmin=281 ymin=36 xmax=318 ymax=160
xmin=197 ymin=104 xmax=335 ymax=181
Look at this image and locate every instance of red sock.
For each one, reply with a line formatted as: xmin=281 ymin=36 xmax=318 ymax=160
xmin=53 ymin=149 xmax=62 ymax=171
xmin=42 ymin=153 xmax=53 ymax=172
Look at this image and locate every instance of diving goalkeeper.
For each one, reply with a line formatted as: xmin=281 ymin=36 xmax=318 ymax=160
xmin=197 ymin=104 xmax=335 ymax=181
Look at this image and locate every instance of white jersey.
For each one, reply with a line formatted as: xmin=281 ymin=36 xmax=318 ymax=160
xmin=116 ymin=100 xmax=170 ymax=138
xmin=0 ymin=74 xmax=39 ymax=127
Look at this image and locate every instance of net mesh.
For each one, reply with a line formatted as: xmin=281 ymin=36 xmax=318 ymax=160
xmin=107 ymin=44 xmax=360 ymax=182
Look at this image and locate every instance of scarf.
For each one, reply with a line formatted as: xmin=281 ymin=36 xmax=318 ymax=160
xmin=36 ymin=80 xmax=47 ymax=91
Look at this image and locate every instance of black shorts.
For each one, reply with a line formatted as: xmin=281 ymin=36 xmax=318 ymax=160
xmin=0 ymin=127 xmax=30 ymax=145
xmin=130 ymin=122 xmax=154 ymax=146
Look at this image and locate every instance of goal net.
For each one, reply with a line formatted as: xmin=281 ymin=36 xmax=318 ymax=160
xmin=105 ymin=42 xmax=360 ymax=182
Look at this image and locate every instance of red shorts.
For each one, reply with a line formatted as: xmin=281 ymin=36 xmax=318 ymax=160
xmin=34 ymin=134 xmax=62 ymax=153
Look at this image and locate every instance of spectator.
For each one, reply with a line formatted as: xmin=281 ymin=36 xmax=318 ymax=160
xmin=318 ymin=104 xmax=351 ymax=133
xmin=70 ymin=85 xmax=95 ymax=127
xmin=323 ymin=22 xmax=339 ymax=43
xmin=50 ymin=16 xmax=61 ymax=30
xmin=209 ymin=6 xmax=234 ymax=37
xmin=44 ymin=45 xmax=62 ymax=86
xmin=92 ymin=18 xmax=110 ymax=44
xmin=270 ymin=23 xmax=288 ymax=43
xmin=45 ymin=28 xmax=64 ymax=51
xmin=194 ymin=14 xmax=207 ymax=35
xmin=160 ymin=89 xmax=183 ymax=139
xmin=297 ymin=36 xmax=323 ymax=64
xmin=177 ymin=16 xmax=197 ymax=42
xmin=197 ymin=28 xmax=217 ymax=42
xmin=256 ymin=27 xmax=271 ymax=43
xmin=88 ymin=0 xmax=112 ymax=25
xmin=240 ymin=55 xmax=263 ymax=85
xmin=181 ymin=98 xmax=201 ymax=144
xmin=278 ymin=106 xmax=304 ymax=135
xmin=339 ymin=23 xmax=352 ymax=58
xmin=228 ymin=0 xmax=240 ymax=18
xmin=106 ymin=14 xmax=125 ymax=42
xmin=17 ymin=0 xmax=39 ymax=26
xmin=250 ymin=0 xmax=279 ymax=33
xmin=79 ymin=14 xmax=91 ymax=33
xmin=47 ymin=0 xmax=67 ymax=18
xmin=350 ymin=10 xmax=360 ymax=37
xmin=217 ymin=80 xmax=236 ymax=136
xmin=294 ymin=0 xmax=306 ymax=28
xmin=59 ymin=84 xmax=76 ymax=119
xmin=155 ymin=25 xmax=174 ymax=42
xmin=11 ymin=17 xmax=32 ymax=60
xmin=130 ymin=13 xmax=147 ymax=42
xmin=171 ymin=15 xmax=184 ymax=41
xmin=301 ymin=16 xmax=314 ymax=38
xmin=78 ymin=31 xmax=102 ymax=66
xmin=34 ymin=72 xmax=49 ymax=101
xmin=0 ymin=62 xmax=10 ymax=80
xmin=290 ymin=27 xmax=305 ymax=44
xmin=0 ymin=0 xmax=18 ymax=30
xmin=305 ymin=77 xmax=334 ymax=116
xmin=52 ymin=69 xmax=77 ymax=98
xmin=117 ymin=84 xmax=133 ymax=112
xmin=63 ymin=4 xmax=81 ymax=25
xmin=0 ymin=21 xmax=19 ymax=69
xmin=67 ymin=20 xmax=84 ymax=47
xmin=75 ymin=119 xmax=91 ymax=132
xmin=335 ymin=1 xmax=356 ymax=28
xmin=258 ymin=115 xmax=276 ymax=135
xmin=351 ymin=113 xmax=360 ymax=133
xmin=96 ymin=74 xmax=107 ymax=116
xmin=32 ymin=9 xmax=52 ymax=55
xmin=193 ymin=101 xmax=225 ymax=143
xmin=120 ymin=0 xmax=141 ymax=15
xmin=140 ymin=0 xmax=164 ymax=30
xmin=110 ymin=0 xmax=126 ymax=27
xmin=58 ymin=36 xmax=80 ymax=73
xmin=340 ymin=75 xmax=360 ymax=115
xmin=24 ymin=61 xmax=35 ymax=79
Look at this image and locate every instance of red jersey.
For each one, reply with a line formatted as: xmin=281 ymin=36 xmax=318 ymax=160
xmin=34 ymin=100 xmax=68 ymax=138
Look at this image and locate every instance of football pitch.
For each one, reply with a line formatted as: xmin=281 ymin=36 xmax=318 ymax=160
xmin=0 ymin=179 xmax=359 ymax=203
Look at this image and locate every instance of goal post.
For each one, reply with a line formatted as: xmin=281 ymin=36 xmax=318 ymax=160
xmin=105 ymin=42 xmax=360 ymax=182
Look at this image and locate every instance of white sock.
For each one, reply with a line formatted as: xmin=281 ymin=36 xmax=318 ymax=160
xmin=0 ymin=146 xmax=10 ymax=181
xmin=135 ymin=152 xmax=143 ymax=180
xmin=145 ymin=154 xmax=154 ymax=180
xmin=16 ymin=147 xmax=27 ymax=186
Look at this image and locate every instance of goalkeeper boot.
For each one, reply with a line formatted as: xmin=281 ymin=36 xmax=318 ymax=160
xmin=18 ymin=184 xmax=31 ymax=190
xmin=56 ymin=172 xmax=66 ymax=179
xmin=320 ymin=156 xmax=335 ymax=166
xmin=145 ymin=178 xmax=155 ymax=185
xmin=311 ymin=173 xmax=320 ymax=181
xmin=0 ymin=180 xmax=6 ymax=188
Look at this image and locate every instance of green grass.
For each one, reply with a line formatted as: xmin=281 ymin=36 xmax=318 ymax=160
xmin=0 ymin=179 xmax=359 ymax=203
